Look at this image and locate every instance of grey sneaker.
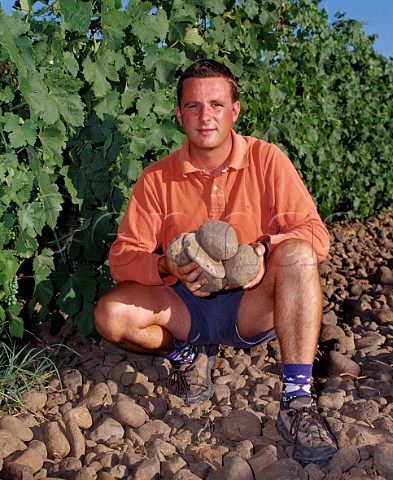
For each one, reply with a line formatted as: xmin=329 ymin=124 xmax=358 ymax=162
xmin=276 ymin=396 xmax=338 ymax=467
xmin=169 ymin=345 xmax=218 ymax=404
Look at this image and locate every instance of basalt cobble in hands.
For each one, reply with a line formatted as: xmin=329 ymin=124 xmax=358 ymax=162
xmin=0 ymin=210 xmax=392 ymax=479
xmin=167 ymin=220 xmax=260 ymax=292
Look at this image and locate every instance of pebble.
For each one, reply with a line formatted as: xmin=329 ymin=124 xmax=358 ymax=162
xmin=221 ymin=409 xmax=261 ymax=441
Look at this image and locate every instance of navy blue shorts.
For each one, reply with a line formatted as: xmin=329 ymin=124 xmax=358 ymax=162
xmin=171 ymin=282 xmax=276 ymax=349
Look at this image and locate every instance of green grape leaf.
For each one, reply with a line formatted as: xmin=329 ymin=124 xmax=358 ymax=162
xmin=48 ymin=86 xmax=85 ymax=127
xmin=39 ymin=123 xmax=67 ymax=166
xmin=60 ymin=0 xmax=92 ymax=33
xmin=8 ymin=304 xmax=23 ymax=338
xmin=3 ymin=113 xmax=37 ymax=148
xmin=133 ymin=9 xmax=169 ymax=44
xmin=83 ymin=56 xmax=112 ymax=98
xmin=63 ymin=51 xmax=79 ymax=77
xmin=184 ymin=27 xmax=204 ymax=45
xmin=33 ymin=248 xmax=55 ymax=285
xmin=14 ymin=230 xmax=38 ymax=258
xmin=102 ymin=9 xmax=130 ymax=50
xmin=94 ymin=91 xmax=120 ymax=120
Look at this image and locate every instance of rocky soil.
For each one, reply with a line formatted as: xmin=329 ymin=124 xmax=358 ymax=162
xmin=0 ymin=210 xmax=392 ymax=480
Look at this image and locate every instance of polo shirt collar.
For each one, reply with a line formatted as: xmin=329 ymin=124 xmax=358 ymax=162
xmin=179 ymin=130 xmax=249 ymax=176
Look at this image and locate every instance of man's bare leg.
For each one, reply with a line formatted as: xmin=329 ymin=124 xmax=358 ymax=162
xmin=93 ymin=281 xmax=191 ymax=354
xmin=238 ymin=240 xmax=337 ymax=466
xmin=238 ymin=239 xmax=322 ymax=364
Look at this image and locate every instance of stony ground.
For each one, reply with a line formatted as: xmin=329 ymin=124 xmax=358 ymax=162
xmin=0 ymin=210 xmax=392 ymax=480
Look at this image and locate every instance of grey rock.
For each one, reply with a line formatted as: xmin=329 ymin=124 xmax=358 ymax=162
xmin=338 ymin=423 xmax=393 ymax=448
xmin=322 ymin=310 xmax=338 ymax=326
xmin=221 ymin=410 xmax=261 ymax=441
xmin=326 ymin=351 xmax=361 ymax=376
xmin=355 ymin=332 xmax=386 ymax=350
xmin=318 ymin=391 xmax=346 ymax=410
xmin=198 ymin=220 xmax=238 ymax=261
xmin=89 ymin=417 xmax=124 ymax=443
xmin=44 ymin=421 xmax=70 ymax=459
xmin=136 ymin=419 xmax=171 ymax=442
xmin=320 ymin=325 xmax=346 ymax=342
xmin=1 ymin=461 xmax=34 ymax=480
xmin=198 ymin=270 xmax=229 ymax=292
xmin=0 ymin=416 xmax=33 ymax=443
xmin=63 ymin=406 xmax=93 ymax=430
xmin=160 ymin=454 xmax=187 ymax=479
xmin=329 ymin=444 xmax=360 ymax=472
xmin=4 ymin=440 xmax=46 ymax=474
xmin=174 ymin=470 xmax=203 ymax=480
xmin=167 ymin=232 xmax=190 ymax=266
xmin=60 ymin=368 xmax=83 ymax=394
xmin=342 ymin=399 xmax=380 ymax=422
xmin=375 ymin=266 xmax=393 ymax=285
xmin=256 ymin=458 xmax=308 ymax=480
xmin=212 ymin=384 xmax=231 ymax=405
xmin=80 ymin=382 xmax=113 ymax=411
xmin=64 ymin=419 xmax=85 ymax=460
xmin=184 ymin=231 xmax=226 ymax=278
xmin=224 ymin=243 xmax=260 ymax=286
xmin=248 ymin=447 xmax=278 ymax=476
xmin=21 ymin=390 xmax=47 ymax=412
xmin=131 ymin=455 xmax=160 ymax=480
xmin=208 ymin=456 xmax=254 ymax=480
xmin=374 ymin=442 xmax=393 ymax=479
xmin=112 ymin=393 xmax=148 ymax=428
xmin=48 ymin=456 xmax=82 ymax=478
xmin=304 ymin=463 xmax=325 ymax=480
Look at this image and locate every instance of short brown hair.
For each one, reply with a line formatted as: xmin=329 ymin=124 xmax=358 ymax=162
xmin=177 ymin=59 xmax=238 ymax=105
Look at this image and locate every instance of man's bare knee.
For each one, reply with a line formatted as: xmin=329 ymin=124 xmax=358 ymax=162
xmin=270 ymin=240 xmax=318 ymax=269
xmin=93 ymin=293 xmax=125 ymax=344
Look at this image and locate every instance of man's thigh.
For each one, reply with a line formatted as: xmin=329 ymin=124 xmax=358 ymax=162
xmin=96 ymin=281 xmax=192 ymax=342
xmin=237 ymin=265 xmax=275 ymax=339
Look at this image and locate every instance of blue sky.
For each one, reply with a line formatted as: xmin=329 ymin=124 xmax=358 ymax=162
xmin=319 ymin=0 xmax=393 ymax=58
xmin=1 ymin=0 xmax=392 ymax=58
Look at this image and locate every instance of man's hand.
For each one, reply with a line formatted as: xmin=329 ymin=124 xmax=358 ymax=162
xmin=241 ymin=242 xmax=267 ymax=289
xmin=158 ymin=255 xmax=211 ymax=297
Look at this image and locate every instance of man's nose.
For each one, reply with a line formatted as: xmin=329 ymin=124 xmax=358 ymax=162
xmin=200 ymin=105 xmax=213 ymax=119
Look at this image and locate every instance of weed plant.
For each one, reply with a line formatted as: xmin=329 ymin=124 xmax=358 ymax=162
xmin=0 ymin=341 xmax=62 ymax=415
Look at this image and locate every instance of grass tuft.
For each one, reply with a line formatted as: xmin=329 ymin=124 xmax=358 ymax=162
xmin=0 ymin=341 xmax=63 ymax=415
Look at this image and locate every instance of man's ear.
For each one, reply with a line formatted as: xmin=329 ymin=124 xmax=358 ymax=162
xmin=232 ymin=101 xmax=241 ymax=123
xmin=175 ymin=105 xmax=183 ymax=126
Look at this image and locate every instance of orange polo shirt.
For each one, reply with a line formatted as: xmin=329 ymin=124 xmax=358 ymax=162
xmin=109 ymin=130 xmax=330 ymax=285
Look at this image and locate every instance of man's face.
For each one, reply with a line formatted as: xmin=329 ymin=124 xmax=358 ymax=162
xmin=176 ymin=77 xmax=240 ymax=155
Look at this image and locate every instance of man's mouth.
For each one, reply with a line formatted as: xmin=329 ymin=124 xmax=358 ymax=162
xmin=198 ymin=127 xmax=215 ymax=134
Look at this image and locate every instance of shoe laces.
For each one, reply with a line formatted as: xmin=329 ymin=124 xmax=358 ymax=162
xmin=289 ymin=406 xmax=329 ymax=443
xmin=169 ymin=362 xmax=197 ymax=403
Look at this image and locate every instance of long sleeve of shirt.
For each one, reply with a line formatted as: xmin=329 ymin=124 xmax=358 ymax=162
xmin=109 ymin=131 xmax=330 ymax=285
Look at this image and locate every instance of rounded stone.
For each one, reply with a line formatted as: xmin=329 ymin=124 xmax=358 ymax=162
xmin=221 ymin=410 xmax=261 ymax=441
xmin=0 ymin=429 xmax=27 ymax=459
xmin=183 ymin=231 xmax=225 ymax=278
xmin=224 ymin=244 xmax=260 ymax=286
xmin=374 ymin=442 xmax=393 ymax=479
xmin=326 ymin=351 xmax=361 ymax=377
xmin=45 ymin=421 xmax=71 ymax=459
xmin=198 ymin=220 xmax=238 ymax=261
xmin=63 ymin=406 xmax=93 ymax=430
xmin=0 ymin=416 xmax=33 ymax=442
xmin=112 ymin=394 xmax=148 ymax=428
xmin=198 ymin=270 xmax=229 ymax=292
xmin=166 ymin=232 xmax=190 ymax=266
